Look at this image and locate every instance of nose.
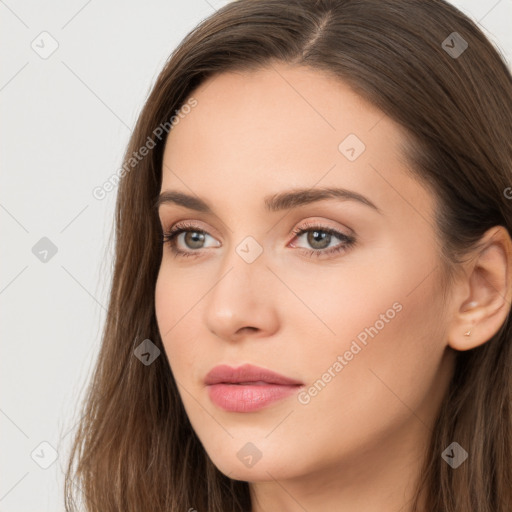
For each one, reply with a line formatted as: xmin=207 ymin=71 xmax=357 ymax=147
xmin=203 ymin=245 xmax=280 ymax=343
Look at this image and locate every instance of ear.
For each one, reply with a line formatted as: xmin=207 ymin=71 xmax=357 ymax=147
xmin=447 ymin=225 xmax=512 ymax=351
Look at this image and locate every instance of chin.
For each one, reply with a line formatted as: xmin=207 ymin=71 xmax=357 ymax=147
xmin=207 ymin=449 xmax=303 ymax=482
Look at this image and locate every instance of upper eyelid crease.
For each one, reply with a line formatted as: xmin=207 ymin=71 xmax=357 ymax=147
xmin=154 ymin=187 xmax=382 ymax=214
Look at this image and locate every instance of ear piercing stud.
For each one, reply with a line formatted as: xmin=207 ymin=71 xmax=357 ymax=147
xmin=464 ymin=302 xmax=477 ymax=336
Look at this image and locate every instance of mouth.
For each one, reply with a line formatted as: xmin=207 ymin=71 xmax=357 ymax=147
xmin=204 ymin=363 xmax=303 ymax=386
xmin=204 ymin=364 xmax=304 ymax=412
xmin=228 ymin=380 xmax=283 ymax=385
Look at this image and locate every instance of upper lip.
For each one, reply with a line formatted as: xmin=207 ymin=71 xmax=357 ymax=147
xmin=204 ymin=364 xmax=303 ymax=386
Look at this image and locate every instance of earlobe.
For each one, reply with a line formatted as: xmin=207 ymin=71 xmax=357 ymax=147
xmin=447 ymin=226 xmax=512 ymax=352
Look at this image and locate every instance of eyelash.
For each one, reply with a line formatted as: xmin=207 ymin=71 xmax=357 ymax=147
xmin=161 ymin=220 xmax=356 ymax=259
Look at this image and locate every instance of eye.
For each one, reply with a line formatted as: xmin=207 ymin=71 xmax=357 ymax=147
xmin=161 ymin=220 xmax=356 ymax=259
xmin=289 ymin=222 xmax=356 ymax=258
xmin=161 ymin=220 xmax=220 ymax=258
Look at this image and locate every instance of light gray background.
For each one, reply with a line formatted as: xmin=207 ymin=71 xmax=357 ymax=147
xmin=1 ymin=1 xmax=511 ymax=510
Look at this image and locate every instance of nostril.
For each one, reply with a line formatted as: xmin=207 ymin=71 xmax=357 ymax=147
xmin=238 ymin=326 xmax=258 ymax=334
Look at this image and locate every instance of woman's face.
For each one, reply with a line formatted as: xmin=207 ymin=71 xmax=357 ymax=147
xmin=155 ymin=63 xmax=456 ymax=488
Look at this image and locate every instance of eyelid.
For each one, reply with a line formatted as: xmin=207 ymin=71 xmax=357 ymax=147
xmin=289 ymin=219 xmax=354 ymax=238
xmin=162 ymin=218 xmax=353 ymax=239
xmin=163 ymin=219 xmax=222 ymax=239
xmin=162 ymin=218 xmax=356 ymax=260
xmin=165 ymin=220 xmax=221 ymax=247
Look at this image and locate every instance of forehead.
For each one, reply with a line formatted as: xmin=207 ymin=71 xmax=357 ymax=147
xmin=160 ymin=62 xmax=434 ymax=224
xmin=164 ymin=63 xmax=386 ymax=161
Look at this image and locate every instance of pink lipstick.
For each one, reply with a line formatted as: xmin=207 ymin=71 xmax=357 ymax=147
xmin=204 ymin=363 xmax=303 ymax=412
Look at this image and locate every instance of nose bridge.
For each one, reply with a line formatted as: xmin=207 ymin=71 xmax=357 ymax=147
xmin=203 ymin=234 xmax=278 ymax=340
xmin=216 ymin=232 xmax=268 ymax=298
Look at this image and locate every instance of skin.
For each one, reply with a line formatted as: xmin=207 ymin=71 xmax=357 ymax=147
xmin=154 ymin=62 xmax=512 ymax=512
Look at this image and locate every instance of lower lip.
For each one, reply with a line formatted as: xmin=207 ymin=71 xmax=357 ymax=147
xmin=207 ymin=383 xmax=301 ymax=412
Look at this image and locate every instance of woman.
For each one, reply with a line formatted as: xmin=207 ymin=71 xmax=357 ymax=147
xmin=64 ymin=0 xmax=512 ymax=510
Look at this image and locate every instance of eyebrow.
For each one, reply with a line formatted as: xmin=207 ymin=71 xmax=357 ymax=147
xmin=154 ymin=187 xmax=381 ymax=214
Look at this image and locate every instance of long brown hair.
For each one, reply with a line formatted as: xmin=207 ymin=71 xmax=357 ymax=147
xmin=63 ymin=1 xmax=512 ymax=510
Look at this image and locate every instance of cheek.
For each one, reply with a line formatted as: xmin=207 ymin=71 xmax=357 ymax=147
xmin=295 ymin=252 xmax=448 ymax=440
xmin=296 ymin=229 xmax=445 ymax=366
xmin=154 ymin=269 xmax=203 ymax=377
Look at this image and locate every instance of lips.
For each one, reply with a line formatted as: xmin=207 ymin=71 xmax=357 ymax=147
xmin=204 ymin=364 xmax=304 ymax=413
xmin=204 ymin=363 xmax=303 ymax=386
